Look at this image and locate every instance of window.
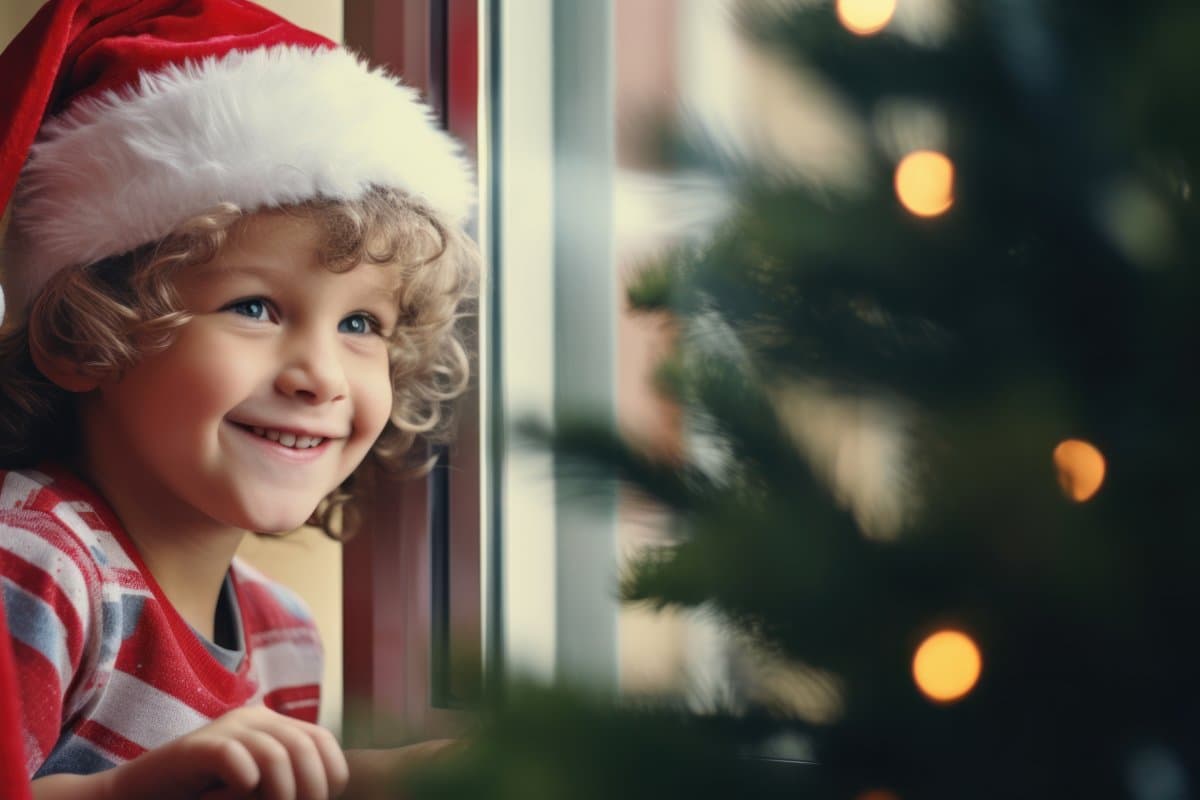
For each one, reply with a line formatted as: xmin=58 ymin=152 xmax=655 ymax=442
xmin=340 ymin=0 xmax=482 ymax=745
xmin=341 ymin=0 xmax=846 ymax=741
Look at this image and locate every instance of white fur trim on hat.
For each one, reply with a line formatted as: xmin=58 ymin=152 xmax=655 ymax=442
xmin=4 ymin=44 xmax=474 ymax=312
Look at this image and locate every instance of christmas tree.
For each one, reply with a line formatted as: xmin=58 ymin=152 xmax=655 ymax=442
xmin=408 ymin=1 xmax=1200 ymax=797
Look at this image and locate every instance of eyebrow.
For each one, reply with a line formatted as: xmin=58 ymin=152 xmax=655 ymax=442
xmin=202 ymin=263 xmax=402 ymax=306
xmin=196 ymin=263 xmax=291 ymax=284
xmin=202 ymin=263 xmax=302 ymax=282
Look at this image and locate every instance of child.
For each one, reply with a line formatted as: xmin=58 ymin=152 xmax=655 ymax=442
xmin=0 ymin=0 xmax=478 ymax=797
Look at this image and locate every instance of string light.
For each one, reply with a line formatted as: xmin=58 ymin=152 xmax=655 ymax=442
xmin=912 ymin=629 xmax=982 ymax=703
xmin=894 ymin=150 xmax=955 ymax=217
xmin=837 ymin=0 xmax=898 ymax=36
xmin=1053 ymin=439 xmax=1106 ymax=502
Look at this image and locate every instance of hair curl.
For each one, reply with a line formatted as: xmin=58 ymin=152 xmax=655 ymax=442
xmin=0 ymin=187 xmax=479 ymax=539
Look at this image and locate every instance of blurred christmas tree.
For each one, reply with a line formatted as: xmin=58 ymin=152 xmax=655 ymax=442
xmin=407 ymin=0 xmax=1200 ymax=798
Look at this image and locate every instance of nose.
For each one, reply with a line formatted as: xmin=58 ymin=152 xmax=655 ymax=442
xmin=275 ymin=326 xmax=348 ymax=404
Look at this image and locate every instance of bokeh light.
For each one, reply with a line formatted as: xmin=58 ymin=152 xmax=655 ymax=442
xmin=1053 ymin=439 xmax=1106 ymax=502
xmin=856 ymin=791 xmax=901 ymax=800
xmin=912 ymin=629 xmax=982 ymax=703
xmin=894 ymin=150 xmax=954 ymax=217
xmin=837 ymin=0 xmax=898 ymax=36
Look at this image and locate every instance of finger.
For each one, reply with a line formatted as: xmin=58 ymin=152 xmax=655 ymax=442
xmin=203 ymin=738 xmax=263 ymax=796
xmin=414 ymin=738 xmax=461 ymax=761
xmin=122 ymin=734 xmax=261 ymax=800
xmin=255 ymin=713 xmax=349 ymax=799
xmin=392 ymin=738 xmax=461 ymax=768
xmin=200 ymin=786 xmax=255 ymax=800
xmin=226 ymin=706 xmax=346 ymax=799
xmin=258 ymin=720 xmax=329 ymax=800
xmin=239 ymin=729 xmax=297 ymax=800
xmin=303 ymin=724 xmax=350 ymax=797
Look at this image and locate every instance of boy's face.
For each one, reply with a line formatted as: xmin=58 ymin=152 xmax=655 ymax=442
xmin=81 ymin=213 xmax=398 ymax=534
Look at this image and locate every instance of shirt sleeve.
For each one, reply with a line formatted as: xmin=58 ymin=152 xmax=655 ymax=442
xmin=0 ymin=508 xmax=103 ymax=776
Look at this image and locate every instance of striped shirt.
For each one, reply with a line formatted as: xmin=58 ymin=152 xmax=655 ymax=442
xmin=0 ymin=465 xmax=323 ymax=778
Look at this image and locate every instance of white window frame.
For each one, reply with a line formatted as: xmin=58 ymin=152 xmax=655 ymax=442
xmin=480 ymin=0 xmax=620 ymax=690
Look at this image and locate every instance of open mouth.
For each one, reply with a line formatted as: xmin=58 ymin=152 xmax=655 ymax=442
xmin=232 ymin=423 xmax=326 ymax=450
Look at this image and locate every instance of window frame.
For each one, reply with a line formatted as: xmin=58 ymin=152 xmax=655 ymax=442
xmin=342 ymin=0 xmax=625 ymax=743
xmin=482 ymin=0 xmax=621 ymax=689
xmin=340 ymin=0 xmax=481 ymax=745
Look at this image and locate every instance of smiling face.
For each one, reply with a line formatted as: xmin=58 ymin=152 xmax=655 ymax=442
xmin=77 ymin=212 xmax=398 ymax=535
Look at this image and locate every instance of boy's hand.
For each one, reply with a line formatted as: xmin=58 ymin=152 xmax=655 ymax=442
xmin=142 ymin=705 xmax=349 ymax=800
xmin=33 ymin=705 xmax=349 ymax=800
xmin=342 ymin=740 xmax=461 ymax=800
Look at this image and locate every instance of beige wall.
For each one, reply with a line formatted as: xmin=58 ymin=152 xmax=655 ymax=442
xmin=0 ymin=1 xmax=40 ymax=38
xmin=254 ymin=0 xmax=342 ymax=40
xmin=1 ymin=0 xmax=346 ymax=732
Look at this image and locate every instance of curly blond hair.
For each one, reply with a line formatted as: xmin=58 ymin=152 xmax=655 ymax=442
xmin=0 ymin=187 xmax=479 ymax=539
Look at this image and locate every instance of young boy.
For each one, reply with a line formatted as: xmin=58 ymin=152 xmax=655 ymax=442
xmin=0 ymin=1 xmax=478 ymax=797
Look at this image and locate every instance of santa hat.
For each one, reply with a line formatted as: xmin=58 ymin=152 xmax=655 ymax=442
xmin=0 ymin=0 xmax=474 ymax=317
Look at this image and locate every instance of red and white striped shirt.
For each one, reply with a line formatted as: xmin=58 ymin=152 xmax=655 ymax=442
xmin=0 ymin=465 xmax=323 ymax=778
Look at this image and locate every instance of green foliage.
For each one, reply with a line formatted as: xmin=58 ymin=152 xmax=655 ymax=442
xmin=415 ymin=1 xmax=1200 ymax=798
xmin=404 ymin=685 xmax=813 ymax=800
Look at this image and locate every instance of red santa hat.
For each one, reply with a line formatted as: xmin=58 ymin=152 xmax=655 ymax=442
xmin=0 ymin=0 xmax=474 ymax=317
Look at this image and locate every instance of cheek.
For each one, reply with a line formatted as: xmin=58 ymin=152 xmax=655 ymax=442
xmin=136 ymin=345 xmax=246 ymax=419
xmin=354 ymin=354 xmax=396 ymax=443
xmin=109 ymin=335 xmax=255 ymax=437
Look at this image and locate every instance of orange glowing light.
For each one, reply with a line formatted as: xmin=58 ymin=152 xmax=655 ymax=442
xmin=1053 ymin=439 xmax=1106 ymax=502
xmin=912 ymin=629 xmax=982 ymax=703
xmin=894 ymin=150 xmax=955 ymax=217
xmin=856 ymin=791 xmax=901 ymax=800
xmin=837 ymin=0 xmax=898 ymax=35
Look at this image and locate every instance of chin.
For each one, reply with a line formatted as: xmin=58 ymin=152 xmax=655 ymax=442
xmin=213 ymin=481 xmax=333 ymax=533
xmin=251 ymin=510 xmax=317 ymax=534
xmin=223 ymin=501 xmax=320 ymax=535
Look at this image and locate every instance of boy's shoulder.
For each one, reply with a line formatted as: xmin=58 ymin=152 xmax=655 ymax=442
xmin=0 ymin=466 xmax=60 ymax=511
xmin=0 ymin=466 xmax=130 ymax=584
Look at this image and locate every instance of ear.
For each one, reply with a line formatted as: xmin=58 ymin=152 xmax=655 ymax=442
xmin=31 ymin=348 xmax=101 ymax=393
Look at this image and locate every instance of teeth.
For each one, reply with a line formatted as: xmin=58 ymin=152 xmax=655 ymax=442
xmin=246 ymin=425 xmax=325 ymax=449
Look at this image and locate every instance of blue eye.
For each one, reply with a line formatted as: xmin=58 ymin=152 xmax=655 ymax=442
xmin=339 ymin=313 xmax=379 ymax=335
xmin=227 ymin=298 xmax=271 ymax=320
